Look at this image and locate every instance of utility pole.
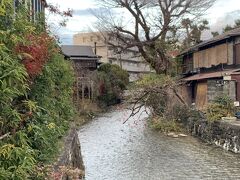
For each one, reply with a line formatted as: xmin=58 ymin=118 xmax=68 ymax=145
xmin=117 ymin=40 xmax=122 ymax=69
xmin=94 ymin=42 xmax=97 ymax=55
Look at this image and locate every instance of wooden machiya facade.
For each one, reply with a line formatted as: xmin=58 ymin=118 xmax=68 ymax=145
xmin=61 ymin=45 xmax=100 ymax=110
xmin=179 ymin=27 xmax=240 ymax=109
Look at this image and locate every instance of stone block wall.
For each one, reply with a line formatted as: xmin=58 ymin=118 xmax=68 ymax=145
xmin=207 ymin=79 xmax=223 ymax=102
xmin=207 ymin=79 xmax=236 ymax=102
xmin=187 ymin=117 xmax=240 ymax=153
xmin=54 ymin=128 xmax=85 ymax=179
xmin=223 ymin=80 xmax=236 ymax=100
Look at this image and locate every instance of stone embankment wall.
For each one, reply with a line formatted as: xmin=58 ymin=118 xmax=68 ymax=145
xmin=55 ymin=128 xmax=85 ymax=179
xmin=187 ymin=117 xmax=240 ymax=153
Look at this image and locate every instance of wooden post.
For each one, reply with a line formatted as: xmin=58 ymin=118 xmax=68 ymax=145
xmin=91 ymin=80 xmax=94 ymax=100
xmin=76 ymin=78 xmax=80 ymax=111
xmin=88 ymin=79 xmax=91 ymax=99
xmin=82 ymin=82 xmax=84 ymax=100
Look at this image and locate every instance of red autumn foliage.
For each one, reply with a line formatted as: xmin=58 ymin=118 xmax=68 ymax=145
xmin=15 ymin=33 xmax=54 ymax=78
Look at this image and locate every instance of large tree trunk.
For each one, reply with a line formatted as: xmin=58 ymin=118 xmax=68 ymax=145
xmin=138 ymin=43 xmax=169 ymax=74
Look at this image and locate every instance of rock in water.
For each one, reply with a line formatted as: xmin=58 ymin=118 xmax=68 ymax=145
xmin=167 ymin=132 xmax=175 ymax=136
xmin=178 ymin=133 xmax=188 ymax=137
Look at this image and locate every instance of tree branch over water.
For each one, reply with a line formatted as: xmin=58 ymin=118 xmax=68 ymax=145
xmin=124 ymin=74 xmax=187 ymax=123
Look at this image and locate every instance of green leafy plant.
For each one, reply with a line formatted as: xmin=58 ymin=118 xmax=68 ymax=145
xmin=0 ymin=3 xmax=75 ymax=179
xmin=149 ymin=116 xmax=182 ymax=133
xmin=0 ymin=0 xmax=13 ymax=16
xmin=205 ymin=94 xmax=235 ymax=121
xmin=95 ymin=63 xmax=129 ymax=106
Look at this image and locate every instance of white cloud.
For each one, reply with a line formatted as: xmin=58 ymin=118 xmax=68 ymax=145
xmin=205 ymin=0 xmax=240 ymax=24
xmin=46 ymin=0 xmax=98 ymax=44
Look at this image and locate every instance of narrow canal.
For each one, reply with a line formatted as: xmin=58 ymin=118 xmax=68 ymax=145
xmin=78 ymin=106 xmax=240 ymax=180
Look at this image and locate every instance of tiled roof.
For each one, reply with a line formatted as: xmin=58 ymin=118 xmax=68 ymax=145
xmin=61 ymin=45 xmax=97 ymax=58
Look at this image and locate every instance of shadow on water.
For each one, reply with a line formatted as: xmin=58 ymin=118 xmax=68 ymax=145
xmin=78 ymin=106 xmax=240 ymax=180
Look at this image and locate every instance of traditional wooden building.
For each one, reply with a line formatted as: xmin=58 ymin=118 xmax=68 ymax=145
xmin=61 ymin=45 xmax=100 ymax=109
xmin=179 ymin=27 xmax=240 ymax=109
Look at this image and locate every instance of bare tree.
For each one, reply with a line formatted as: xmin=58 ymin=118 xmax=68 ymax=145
xmin=93 ymin=0 xmax=215 ymax=74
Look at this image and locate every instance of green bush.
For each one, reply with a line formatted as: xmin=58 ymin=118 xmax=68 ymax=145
xmin=206 ymin=94 xmax=235 ymax=121
xmin=28 ymin=52 xmax=75 ymax=162
xmin=171 ymin=105 xmax=190 ymax=121
xmin=0 ymin=3 xmax=75 ymax=179
xmin=149 ymin=116 xmax=182 ymax=133
xmin=95 ymin=63 xmax=129 ymax=106
xmin=0 ymin=45 xmax=75 ymax=179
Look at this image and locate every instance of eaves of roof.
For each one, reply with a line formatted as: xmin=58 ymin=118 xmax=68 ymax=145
xmin=181 ymin=68 xmax=240 ymax=81
xmin=70 ymin=57 xmax=99 ymax=61
xmin=179 ymin=27 xmax=240 ymax=56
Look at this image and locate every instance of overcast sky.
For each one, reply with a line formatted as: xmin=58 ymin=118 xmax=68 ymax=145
xmin=46 ymin=0 xmax=240 ymax=44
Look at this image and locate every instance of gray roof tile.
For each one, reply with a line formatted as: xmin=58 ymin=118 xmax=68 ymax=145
xmin=61 ymin=45 xmax=96 ymax=57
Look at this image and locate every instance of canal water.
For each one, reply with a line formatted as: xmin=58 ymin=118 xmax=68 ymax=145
xmin=78 ymin=106 xmax=240 ymax=180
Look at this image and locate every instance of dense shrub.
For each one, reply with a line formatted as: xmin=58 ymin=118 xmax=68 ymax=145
xmin=205 ymin=94 xmax=235 ymax=121
xmin=171 ymin=105 xmax=191 ymax=121
xmin=95 ymin=63 xmax=129 ymax=106
xmin=28 ymin=51 xmax=75 ymax=163
xmin=149 ymin=116 xmax=182 ymax=133
xmin=0 ymin=3 xmax=75 ymax=179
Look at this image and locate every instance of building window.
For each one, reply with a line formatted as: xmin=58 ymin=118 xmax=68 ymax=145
xmin=90 ymin=36 xmax=94 ymax=42
xmin=97 ymin=36 xmax=102 ymax=42
xmin=31 ymin=0 xmax=34 ymax=11
xmin=38 ymin=0 xmax=41 ymax=13
xmin=34 ymin=0 xmax=38 ymax=12
xmin=41 ymin=1 xmax=45 ymax=12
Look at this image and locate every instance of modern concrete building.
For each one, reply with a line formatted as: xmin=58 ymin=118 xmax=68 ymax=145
xmin=73 ymin=32 xmax=152 ymax=81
